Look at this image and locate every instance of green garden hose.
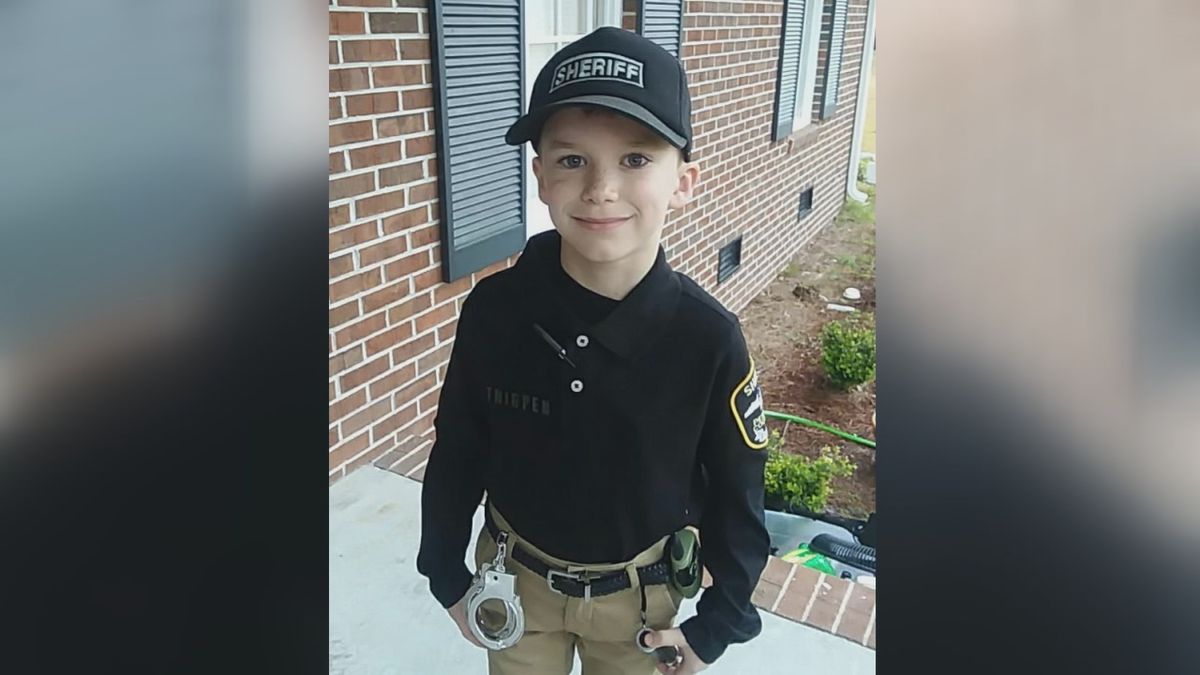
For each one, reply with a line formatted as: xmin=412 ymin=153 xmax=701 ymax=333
xmin=764 ymin=410 xmax=876 ymax=449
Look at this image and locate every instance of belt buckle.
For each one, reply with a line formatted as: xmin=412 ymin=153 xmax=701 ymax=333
xmin=546 ymin=569 xmax=593 ymax=601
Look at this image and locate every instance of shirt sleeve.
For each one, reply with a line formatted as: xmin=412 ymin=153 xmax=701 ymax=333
xmin=415 ymin=291 xmax=489 ymax=609
xmin=679 ymin=321 xmax=771 ymax=664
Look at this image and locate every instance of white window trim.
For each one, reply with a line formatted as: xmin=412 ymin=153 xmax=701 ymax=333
xmin=790 ymin=0 xmax=824 ymax=132
xmin=524 ymin=0 xmax=623 ymax=239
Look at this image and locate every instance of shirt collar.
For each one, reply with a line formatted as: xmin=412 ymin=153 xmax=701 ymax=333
xmin=516 ymin=230 xmax=681 ymax=361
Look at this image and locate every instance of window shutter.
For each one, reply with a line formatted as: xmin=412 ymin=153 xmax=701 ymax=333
xmin=637 ymin=0 xmax=684 ymax=58
xmin=818 ymin=0 xmax=848 ymax=120
xmin=429 ymin=0 xmax=526 ymax=282
xmin=772 ymin=0 xmax=807 ymax=141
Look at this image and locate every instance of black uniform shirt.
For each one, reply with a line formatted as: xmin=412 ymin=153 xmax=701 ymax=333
xmin=417 ymin=230 xmax=770 ymax=663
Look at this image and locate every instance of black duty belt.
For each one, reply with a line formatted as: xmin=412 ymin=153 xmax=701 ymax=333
xmin=484 ymin=508 xmax=671 ymax=601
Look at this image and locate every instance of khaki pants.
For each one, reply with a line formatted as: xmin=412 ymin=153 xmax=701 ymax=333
xmin=473 ymin=506 xmax=682 ymax=675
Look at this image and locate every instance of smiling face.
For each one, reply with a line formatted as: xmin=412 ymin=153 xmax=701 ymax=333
xmin=531 ymin=105 xmax=699 ymax=270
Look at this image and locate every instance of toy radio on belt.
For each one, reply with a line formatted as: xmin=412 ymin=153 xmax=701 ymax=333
xmin=464 ymin=531 xmax=526 ymax=650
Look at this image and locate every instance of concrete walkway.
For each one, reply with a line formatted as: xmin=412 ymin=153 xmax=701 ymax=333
xmin=330 ymin=466 xmax=876 ymax=675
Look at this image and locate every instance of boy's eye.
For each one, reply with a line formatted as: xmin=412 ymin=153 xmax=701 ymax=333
xmin=557 ymin=155 xmax=585 ymax=169
xmin=624 ymin=153 xmax=651 ymax=168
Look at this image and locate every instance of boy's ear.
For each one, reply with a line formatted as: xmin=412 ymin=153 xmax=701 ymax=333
xmin=668 ymin=160 xmax=701 ymax=210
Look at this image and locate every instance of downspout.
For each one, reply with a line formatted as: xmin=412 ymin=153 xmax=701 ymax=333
xmin=846 ymin=0 xmax=877 ymax=203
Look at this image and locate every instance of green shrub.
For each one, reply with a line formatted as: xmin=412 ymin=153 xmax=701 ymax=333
xmin=763 ymin=437 xmax=856 ymax=513
xmin=821 ymin=319 xmax=876 ymax=390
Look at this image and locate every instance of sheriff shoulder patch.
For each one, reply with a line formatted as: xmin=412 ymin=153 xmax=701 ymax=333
xmin=729 ymin=357 xmax=769 ymax=449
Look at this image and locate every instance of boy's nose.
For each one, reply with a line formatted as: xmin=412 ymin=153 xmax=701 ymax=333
xmin=581 ymin=167 xmax=618 ymax=203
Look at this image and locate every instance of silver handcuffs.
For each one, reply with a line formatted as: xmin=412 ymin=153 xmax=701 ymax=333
xmin=465 ymin=531 xmax=526 ymax=650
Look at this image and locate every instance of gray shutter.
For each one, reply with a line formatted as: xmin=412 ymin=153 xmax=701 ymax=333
xmin=429 ymin=0 xmax=526 ymax=282
xmin=772 ymin=0 xmax=807 ymax=141
xmin=818 ymin=0 xmax=848 ymax=120
xmin=637 ymin=0 xmax=684 ymax=58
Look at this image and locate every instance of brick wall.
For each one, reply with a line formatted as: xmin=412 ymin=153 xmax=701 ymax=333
xmin=329 ymin=0 xmax=870 ymax=482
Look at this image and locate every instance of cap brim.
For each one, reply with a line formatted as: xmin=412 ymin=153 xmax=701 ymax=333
xmin=505 ymin=95 xmax=688 ymax=153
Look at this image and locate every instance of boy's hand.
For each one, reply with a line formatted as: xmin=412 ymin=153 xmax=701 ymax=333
xmin=448 ymin=595 xmax=486 ymax=649
xmin=642 ymin=628 xmax=709 ymax=674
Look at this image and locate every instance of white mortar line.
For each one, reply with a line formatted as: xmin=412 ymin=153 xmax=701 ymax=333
xmin=861 ymin=603 xmax=876 ymax=645
xmin=829 ymin=581 xmax=854 ymax=634
xmin=798 ymin=571 xmax=825 ymax=623
xmin=769 ymin=563 xmax=798 ymax=613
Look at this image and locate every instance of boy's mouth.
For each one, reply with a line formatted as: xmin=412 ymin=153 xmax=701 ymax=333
xmin=572 ymin=215 xmax=631 ymax=231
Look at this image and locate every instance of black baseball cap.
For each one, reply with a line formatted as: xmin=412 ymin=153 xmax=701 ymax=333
xmin=505 ymin=27 xmax=694 ymax=160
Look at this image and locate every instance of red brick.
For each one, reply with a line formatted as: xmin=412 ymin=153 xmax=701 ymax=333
xmin=329 ymin=431 xmax=370 ymax=471
xmin=329 ymin=205 xmax=350 ymax=227
xmin=330 ymin=120 xmax=374 ymax=146
xmin=399 ymin=39 xmax=430 ymax=60
xmin=339 ymin=354 xmax=391 ymax=392
xmin=378 ymin=113 xmax=425 ymax=138
xmin=409 ymin=461 xmax=428 ymax=482
xmin=414 ymin=302 xmax=456 ymax=334
xmin=372 ymin=403 xmax=419 ymax=441
xmin=380 ymin=250 xmax=431 ymax=286
xmin=333 ymin=311 xmax=387 ymax=349
xmin=343 ymin=39 xmax=397 ymax=63
xmin=413 ymin=267 xmax=442 ymax=293
xmin=329 ymin=346 xmax=364 ymax=377
xmin=379 ymin=162 xmax=425 ymax=187
xmin=340 ymin=0 xmax=392 ymax=5
xmin=401 ymin=88 xmax=434 ymax=110
xmin=359 ymin=235 xmax=410 ymax=267
xmin=409 ymin=181 xmax=438 ymax=203
xmin=773 ymin=566 xmax=822 ymax=622
xmin=330 ymin=152 xmax=346 ymax=175
xmin=330 ymin=173 xmax=376 ymax=201
xmin=329 ymin=97 xmax=343 ymax=120
xmin=382 ymin=205 xmax=429 ymax=235
xmin=330 ymin=253 xmax=355 ymax=278
xmin=346 ymin=92 xmax=400 ymax=117
xmin=329 ymin=424 xmax=338 ymax=444
xmin=803 ymin=574 xmax=851 ymax=632
xmin=751 ymin=579 xmax=782 ymax=610
xmin=359 ymin=280 xmax=409 ymax=314
xmin=330 ymin=67 xmax=370 ymax=92
xmin=329 ymin=300 xmax=360 ymax=330
xmin=386 ymin=293 xmax=433 ymax=327
xmin=395 ymin=372 xmax=438 ymax=408
xmin=329 ymin=268 xmax=381 ymax=303
xmin=349 ymin=141 xmax=402 ymax=169
xmin=330 ymin=222 xmax=377 ymax=253
xmin=416 ymin=341 xmax=453 ymax=375
xmin=369 ymin=12 xmax=419 ymax=34
xmin=368 ymin=363 xmax=418 ymax=400
xmin=330 ymin=12 xmax=366 ymax=35
xmin=330 ymin=389 xmax=367 ymax=422
xmin=356 ymin=190 xmax=406 ymax=218
xmin=833 ymin=582 xmax=876 ymax=642
xmin=394 ymin=0 xmax=426 ymax=6
xmin=341 ymin=397 xmax=393 ymax=437
xmin=390 ymin=330 xmax=437 ymax=366
xmin=400 ymin=130 xmax=431 ymax=157
xmin=365 ymin=322 xmax=415 ymax=357
xmin=760 ymin=556 xmax=794 ymax=587
xmin=373 ymin=65 xmax=424 ymax=87
xmin=432 ymin=275 xmax=471 ymax=305
xmin=329 ymin=41 xmax=339 ymax=65
xmin=409 ymin=225 xmax=439 ymax=248
xmin=435 ymin=315 xmax=457 ymax=341
xmin=391 ymin=442 xmax=432 ymax=477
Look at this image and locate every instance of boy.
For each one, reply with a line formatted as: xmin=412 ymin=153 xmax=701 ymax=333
xmin=417 ymin=26 xmax=770 ymax=675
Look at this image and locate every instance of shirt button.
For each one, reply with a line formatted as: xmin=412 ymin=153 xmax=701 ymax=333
xmin=570 ymin=379 xmax=584 ymax=393
xmin=576 ymin=335 xmax=589 ymax=348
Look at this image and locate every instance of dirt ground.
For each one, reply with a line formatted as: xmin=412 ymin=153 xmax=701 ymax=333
xmin=739 ymin=187 xmax=876 ymax=518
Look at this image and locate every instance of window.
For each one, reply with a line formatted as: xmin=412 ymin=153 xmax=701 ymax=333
xmin=523 ymin=0 xmax=622 ymax=238
xmin=772 ymin=0 xmax=824 ymax=141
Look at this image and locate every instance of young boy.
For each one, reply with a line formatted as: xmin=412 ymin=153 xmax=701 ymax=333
xmin=417 ymin=26 xmax=770 ymax=675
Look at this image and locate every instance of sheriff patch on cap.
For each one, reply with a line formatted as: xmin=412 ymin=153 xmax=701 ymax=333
xmin=550 ymin=52 xmax=644 ymax=93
